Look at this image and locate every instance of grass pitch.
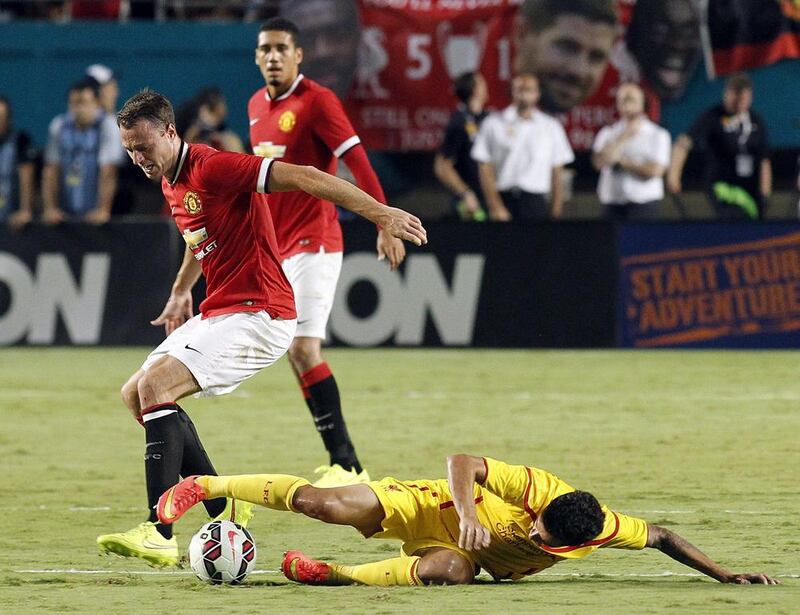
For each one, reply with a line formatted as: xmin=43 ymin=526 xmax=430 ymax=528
xmin=0 ymin=348 xmax=798 ymax=614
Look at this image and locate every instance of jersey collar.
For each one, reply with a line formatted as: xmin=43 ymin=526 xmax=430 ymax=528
xmin=266 ymin=74 xmax=304 ymax=102
xmin=168 ymin=140 xmax=188 ymax=186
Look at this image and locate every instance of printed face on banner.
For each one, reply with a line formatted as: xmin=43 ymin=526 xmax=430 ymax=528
xmin=626 ymin=0 xmax=701 ymax=100
xmin=515 ymin=14 xmax=617 ymax=114
xmin=280 ymin=0 xmax=360 ymax=97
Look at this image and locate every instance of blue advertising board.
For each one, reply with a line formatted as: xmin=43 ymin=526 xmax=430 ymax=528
xmin=618 ymin=223 xmax=800 ymax=348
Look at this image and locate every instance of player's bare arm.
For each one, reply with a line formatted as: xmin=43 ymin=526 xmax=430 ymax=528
xmin=446 ymin=454 xmax=491 ymax=552
xmin=645 ymin=524 xmax=778 ymax=585
xmin=150 ymin=246 xmax=202 ymax=336
xmin=268 ymin=161 xmax=428 ymax=246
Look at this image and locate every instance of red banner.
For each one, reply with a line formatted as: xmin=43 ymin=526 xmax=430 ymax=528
xmin=343 ymin=1 xmax=518 ymax=151
xmin=337 ymin=0 xmax=657 ymax=151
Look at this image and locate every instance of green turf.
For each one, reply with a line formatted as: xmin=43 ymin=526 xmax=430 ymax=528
xmin=0 ymin=348 xmax=797 ymax=614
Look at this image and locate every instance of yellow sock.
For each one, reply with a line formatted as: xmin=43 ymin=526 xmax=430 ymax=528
xmin=328 ymin=556 xmax=422 ymax=586
xmin=196 ymin=474 xmax=309 ymax=512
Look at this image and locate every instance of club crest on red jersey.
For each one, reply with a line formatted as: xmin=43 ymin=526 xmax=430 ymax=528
xmin=183 ymin=191 xmax=202 ymax=215
xmin=278 ymin=111 xmax=296 ymax=133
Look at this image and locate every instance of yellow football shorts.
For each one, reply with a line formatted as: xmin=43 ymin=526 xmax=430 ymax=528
xmin=367 ymin=477 xmax=476 ymax=567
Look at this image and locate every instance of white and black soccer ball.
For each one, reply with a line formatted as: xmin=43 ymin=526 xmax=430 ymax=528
xmin=188 ymin=520 xmax=257 ymax=585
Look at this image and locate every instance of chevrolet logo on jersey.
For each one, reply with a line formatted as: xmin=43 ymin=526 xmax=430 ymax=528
xmin=253 ymin=141 xmax=287 ymax=158
xmin=182 ymin=227 xmax=208 ymax=250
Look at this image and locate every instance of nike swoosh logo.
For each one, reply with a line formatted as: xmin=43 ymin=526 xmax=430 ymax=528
xmin=142 ymin=540 xmax=176 ymax=550
xmin=297 ymin=319 xmax=311 ymax=326
xmin=313 ymin=413 xmax=332 ymax=422
xmin=184 ymin=344 xmax=202 ymax=354
xmin=161 ymin=486 xmax=177 ymax=520
xmin=249 ymin=118 xmax=259 ymax=125
xmin=145 ymin=441 xmax=164 ymax=448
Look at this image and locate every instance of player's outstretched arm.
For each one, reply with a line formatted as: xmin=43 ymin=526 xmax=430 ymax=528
xmin=268 ymin=161 xmax=427 ymax=247
xmin=447 ymin=454 xmax=491 ymax=552
xmin=645 ymin=524 xmax=778 ymax=584
xmin=151 ymin=246 xmax=201 ymax=336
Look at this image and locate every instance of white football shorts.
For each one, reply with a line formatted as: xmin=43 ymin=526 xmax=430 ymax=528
xmin=141 ymin=310 xmax=297 ymax=397
xmin=281 ymin=248 xmax=343 ymax=339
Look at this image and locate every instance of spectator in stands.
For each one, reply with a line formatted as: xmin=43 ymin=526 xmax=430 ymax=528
xmin=591 ymin=83 xmax=670 ymax=220
xmin=86 ymin=64 xmax=120 ymax=115
xmin=668 ymin=73 xmax=771 ymax=220
xmin=41 ymin=77 xmax=125 ymax=225
xmin=471 ymin=73 xmax=573 ymax=220
xmin=434 ymin=72 xmax=488 ymax=221
xmin=625 ymin=0 xmax=701 ymax=101
xmin=515 ymin=0 xmax=618 ymax=114
xmin=0 ymin=96 xmax=38 ymax=231
xmin=183 ymin=87 xmax=245 ymax=153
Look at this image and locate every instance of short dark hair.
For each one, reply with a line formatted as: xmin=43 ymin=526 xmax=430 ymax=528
xmin=453 ymin=72 xmax=479 ymax=104
xmin=522 ymin=0 xmax=618 ymax=32
xmin=259 ymin=17 xmax=301 ymax=46
xmin=725 ymin=72 xmax=753 ymax=93
xmin=541 ymin=491 xmax=605 ymax=546
xmin=118 ymin=89 xmax=175 ymax=130
xmin=69 ymin=77 xmax=100 ymax=99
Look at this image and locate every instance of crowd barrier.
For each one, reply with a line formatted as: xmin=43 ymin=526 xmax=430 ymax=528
xmin=2 ymin=220 xmax=799 ymax=348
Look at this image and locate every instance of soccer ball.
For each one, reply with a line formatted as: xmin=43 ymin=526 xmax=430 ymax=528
xmin=188 ymin=520 xmax=257 ymax=585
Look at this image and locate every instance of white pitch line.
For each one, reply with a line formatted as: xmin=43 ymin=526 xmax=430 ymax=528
xmin=15 ymin=568 xmax=279 ymax=576
xmin=402 ymin=391 xmax=800 ymax=402
xmin=15 ymin=569 xmax=799 ymax=579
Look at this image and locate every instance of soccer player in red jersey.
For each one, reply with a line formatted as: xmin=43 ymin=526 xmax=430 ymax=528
xmin=248 ymin=18 xmax=404 ymax=487
xmin=96 ymin=90 xmax=426 ymax=567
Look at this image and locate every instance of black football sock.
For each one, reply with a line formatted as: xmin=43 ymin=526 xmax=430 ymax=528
xmin=177 ymin=410 xmax=226 ymax=519
xmin=142 ymin=403 xmax=184 ymax=540
xmin=301 ymin=363 xmax=362 ymax=474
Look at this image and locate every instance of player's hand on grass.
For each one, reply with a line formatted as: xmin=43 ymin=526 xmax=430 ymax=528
xmin=457 ymin=515 xmax=491 ymax=552
xmin=375 ymin=207 xmax=427 ymax=247
xmin=377 ymin=229 xmax=406 ymax=271
xmin=726 ymin=572 xmax=780 ymax=585
xmin=151 ymin=290 xmax=193 ymax=336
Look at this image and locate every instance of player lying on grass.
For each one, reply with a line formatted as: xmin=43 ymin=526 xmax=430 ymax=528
xmin=157 ymin=454 xmax=778 ymax=586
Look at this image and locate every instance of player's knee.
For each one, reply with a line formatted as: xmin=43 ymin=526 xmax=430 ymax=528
xmin=288 ymin=339 xmax=322 ymax=372
xmin=137 ymin=369 xmax=168 ymax=405
xmin=293 ymin=487 xmax=340 ymax=523
xmin=417 ymin=551 xmax=474 ymax=585
xmin=120 ymin=379 xmax=139 ymax=411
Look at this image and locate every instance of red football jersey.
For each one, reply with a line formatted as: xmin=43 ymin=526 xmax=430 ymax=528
xmin=249 ymin=75 xmax=361 ymax=260
xmin=161 ymin=142 xmax=296 ymax=320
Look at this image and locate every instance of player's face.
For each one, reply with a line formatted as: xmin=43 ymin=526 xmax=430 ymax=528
xmin=119 ymin=119 xmax=178 ymax=181
xmin=512 ymin=75 xmax=540 ymax=111
xmin=633 ymin=0 xmax=700 ymax=100
xmin=529 ymin=516 xmax=564 ymax=548
xmin=517 ymin=15 xmax=616 ymax=113
xmin=723 ymin=87 xmax=752 ymax=115
xmin=616 ymin=84 xmax=644 ymax=118
xmin=255 ymin=30 xmax=303 ymax=90
xmin=68 ymin=88 xmax=100 ymax=127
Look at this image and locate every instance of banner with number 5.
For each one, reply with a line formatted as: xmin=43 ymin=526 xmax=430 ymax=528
xmin=344 ymin=0 xmax=517 ymax=151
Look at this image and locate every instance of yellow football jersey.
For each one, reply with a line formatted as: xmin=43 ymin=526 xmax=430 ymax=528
xmin=368 ymin=458 xmax=648 ymax=581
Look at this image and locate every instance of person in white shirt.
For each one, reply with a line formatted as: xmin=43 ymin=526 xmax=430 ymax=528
xmin=592 ymin=83 xmax=671 ymax=219
xmin=471 ymin=73 xmax=574 ymax=220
